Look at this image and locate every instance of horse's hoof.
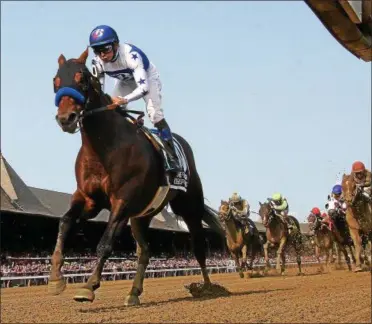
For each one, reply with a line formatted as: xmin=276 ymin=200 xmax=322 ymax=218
xmin=48 ymin=278 xmax=66 ymax=296
xmin=73 ymin=288 xmax=95 ymax=303
xmin=353 ymin=266 xmax=362 ymax=273
xmin=239 ymin=272 xmax=244 ymax=278
xmin=124 ymin=294 xmax=140 ymax=306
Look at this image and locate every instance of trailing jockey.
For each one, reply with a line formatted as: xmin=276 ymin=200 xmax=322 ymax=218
xmin=228 ymin=192 xmax=254 ymax=235
xmin=351 ymin=161 xmax=372 ymax=202
xmin=268 ymin=193 xmax=293 ymax=233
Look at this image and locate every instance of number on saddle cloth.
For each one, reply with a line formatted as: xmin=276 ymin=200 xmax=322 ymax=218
xmin=148 ymin=129 xmax=189 ymax=192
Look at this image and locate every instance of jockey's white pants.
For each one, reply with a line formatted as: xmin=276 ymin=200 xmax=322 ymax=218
xmin=112 ymin=70 xmax=164 ymax=125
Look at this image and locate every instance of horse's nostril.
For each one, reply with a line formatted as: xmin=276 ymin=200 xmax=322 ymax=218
xmin=67 ymin=112 xmax=77 ymax=123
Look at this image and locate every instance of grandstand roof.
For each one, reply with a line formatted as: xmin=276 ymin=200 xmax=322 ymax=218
xmin=0 ymin=153 xmax=310 ymax=234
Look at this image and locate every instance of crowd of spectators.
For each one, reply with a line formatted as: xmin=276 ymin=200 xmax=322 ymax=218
xmin=1 ymin=250 xmax=320 ymax=278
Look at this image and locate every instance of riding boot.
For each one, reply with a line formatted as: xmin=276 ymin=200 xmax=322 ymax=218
xmin=154 ymin=119 xmax=182 ymax=173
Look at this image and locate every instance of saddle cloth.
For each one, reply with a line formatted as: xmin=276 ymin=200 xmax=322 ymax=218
xmin=149 ymin=129 xmax=189 ymax=192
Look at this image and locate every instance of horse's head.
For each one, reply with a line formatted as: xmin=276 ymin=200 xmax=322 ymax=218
xmin=307 ymin=213 xmax=321 ymax=231
xmin=342 ymin=173 xmax=357 ymax=206
xmin=218 ymin=200 xmax=232 ymax=223
xmin=53 ymin=49 xmax=104 ymax=133
xmin=258 ymin=201 xmax=273 ymax=227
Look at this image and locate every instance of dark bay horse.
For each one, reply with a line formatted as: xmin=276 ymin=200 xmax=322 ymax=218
xmin=258 ymin=202 xmax=303 ymax=275
xmin=218 ymin=200 xmax=263 ymax=278
xmin=307 ymin=213 xmax=352 ymax=272
xmin=342 ymin=174 xmax=372 ymax=271
xmin=48 ymin=48 xmax=227 ymax=305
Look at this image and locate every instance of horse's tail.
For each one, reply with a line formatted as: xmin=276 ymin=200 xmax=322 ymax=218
xmin=289 ymin=215 xmax=303 ymax=246
xmin=203 ymin=204 xmax=225 ymax=238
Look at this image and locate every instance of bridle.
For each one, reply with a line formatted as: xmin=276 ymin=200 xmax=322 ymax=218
xmin=54 ymin=67 xmax=145 ymax=133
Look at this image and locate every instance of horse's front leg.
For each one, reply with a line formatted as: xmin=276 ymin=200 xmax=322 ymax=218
xmin=263 ymin=241 xmax=271 ymax=273
xmin=124 ymin=216 xmax=152 ymax=306
xmin=74 ymin=198 xmax=127 ymax=302
xmin=241 ymin=244 xmax=248 ymax=272
xmin=348 ymin=228 xmax=363 ymax=272
xmin=48 ymin=192 xmax=91 ymax=295
xmin=276 ymin=237 xmax=287 ymax=275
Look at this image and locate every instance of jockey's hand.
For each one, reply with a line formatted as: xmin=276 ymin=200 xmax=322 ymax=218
xmin=110 ymin=96 xmax=128 ymax=108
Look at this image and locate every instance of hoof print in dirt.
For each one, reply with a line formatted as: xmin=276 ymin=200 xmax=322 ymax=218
xmin=184 ymin=282 xmax=231 ymax=298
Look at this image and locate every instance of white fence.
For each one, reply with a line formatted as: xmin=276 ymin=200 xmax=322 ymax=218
xmin=1 ymin=262 xmax=319 ymax=288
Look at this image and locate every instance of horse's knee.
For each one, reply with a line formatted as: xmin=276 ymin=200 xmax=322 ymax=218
xmin=137 ymin=245 xmax=150 ymax=265
xmin=96 ymin=241 xmax=112 ymax=259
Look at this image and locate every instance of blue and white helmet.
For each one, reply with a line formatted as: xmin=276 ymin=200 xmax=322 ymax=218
xmin=332 ymin=184 xmax=342 ymax=195
xmin=89 ymin=25 xmax=119 ymax=47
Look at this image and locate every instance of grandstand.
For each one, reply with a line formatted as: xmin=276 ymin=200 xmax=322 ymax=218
xmin=1 ymin=153 xmax=317 ymax=287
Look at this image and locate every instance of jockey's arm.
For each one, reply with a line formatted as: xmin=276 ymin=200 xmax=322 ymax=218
xmin=276 ymin=199 xmax=288 ymax=211
xmin=121 ymin=52 xmax=149 ymax=103
xmin=235 ymin=200 xmax=250 ymax=217
xmin=91 ymin=57 xmax=106 ymax=92
xmin=362 ymin=170 xmax=372 ymax=188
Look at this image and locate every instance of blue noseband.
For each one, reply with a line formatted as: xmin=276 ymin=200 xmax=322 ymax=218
xmin=55 ymin=87 xmax=86 ymax=107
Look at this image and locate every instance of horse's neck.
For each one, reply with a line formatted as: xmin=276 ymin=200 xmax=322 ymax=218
xmin=81 ymin=96 xmax=138 ymax=166
xmin=267 ymin=216 xmax=284 ymax=239
xmin=225 ymin=218 xmax=241 ymax=242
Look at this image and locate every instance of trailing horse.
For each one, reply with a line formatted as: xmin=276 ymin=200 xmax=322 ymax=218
xmin=48 ymin=48 xmax=228 ymax=306
xmin=218 ymin=200 xmax=263 ymax=278
xmin=258 ymin=202 xmax=303 ymax=275
xmin=307 ymin=213 xmax=352 ymax=272
xmin=342 ymin=174 xmax=372 ymax=272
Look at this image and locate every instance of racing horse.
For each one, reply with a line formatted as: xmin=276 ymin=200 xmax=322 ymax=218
xmin=342 ymin=173 xmax=372 ymax=271
xmin=258 ymin=202 xmax=303 ymax=275
xmin=47 ymin=48 xmax=227 ymax=305
xmin=307 ymin=213 xmax=352 ymax=272
xmin=218 ymin=200 xmax=263 ymax=278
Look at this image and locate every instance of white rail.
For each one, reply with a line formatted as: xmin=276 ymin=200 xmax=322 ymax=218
xmin=1 ymin=262 xmax=320 ymax=288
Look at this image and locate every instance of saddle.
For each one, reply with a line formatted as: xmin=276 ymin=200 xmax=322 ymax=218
xmin=125 ymin=115 xmax=189 ymax=193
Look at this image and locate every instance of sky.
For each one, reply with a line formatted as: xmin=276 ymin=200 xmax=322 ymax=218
xmin=1 ymin=1 xmax=371 ymax=222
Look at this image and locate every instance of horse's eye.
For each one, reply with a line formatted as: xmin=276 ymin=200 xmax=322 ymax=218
xmin=74 ymin=72 xmax=83 ymax=84
xmin=53 ymin=77 xmax=61 ymax=92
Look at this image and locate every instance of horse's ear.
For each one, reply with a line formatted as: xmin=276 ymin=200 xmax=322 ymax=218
xmin=259 ymin=201 xmax=262 ymax=206
xmin=76 ymin=47 xmax=89 ymax=64
xmin=58 ymin=54 xmax=66 ymax=67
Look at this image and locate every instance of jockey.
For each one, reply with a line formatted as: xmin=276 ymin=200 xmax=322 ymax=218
xmin=318 ymin=208 xmax=332 ymax=229
xmin=89 ymin=25 xmax=181 ymax=173
xmin=325 ymin=184 xmax=347 ymax=218
xmin=269 ymin=193 xmax=293 ymax=232
xmin=351 ymin=161 xmax=371 ymax=202
xmin=228 ymin=192 xmax=253 ymax=235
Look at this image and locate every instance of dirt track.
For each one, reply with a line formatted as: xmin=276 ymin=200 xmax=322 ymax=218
xmin=1 ymin=267 xmax=371 ymax=323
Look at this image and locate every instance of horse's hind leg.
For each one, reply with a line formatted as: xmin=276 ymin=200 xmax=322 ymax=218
xmin=338 ymin=243 xmax=352 ymax=271
xmin=170 ymin=197 xmax=212 ymax=289
xmin=295 ymin=244 xmax=303 ymax=275
xmin=124 ymin=216 xmax=152 ymax=306
xmin=48 ymin=191 xmax=96 ymax=295
xmin=315 ymin=245 xmax=323 ymax=273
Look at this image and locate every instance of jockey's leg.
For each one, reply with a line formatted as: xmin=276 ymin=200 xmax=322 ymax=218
xmin=362 ymin=187 xmax=372 ymax=201
xmin=143 ymin=73 xmax=181 ymax=172
xmin=280 ymin=211 xmax=292 ymax=231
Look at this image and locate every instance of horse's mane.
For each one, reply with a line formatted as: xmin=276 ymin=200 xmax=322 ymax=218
xmin=288 ymin=215 xmax=301 ymax=231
